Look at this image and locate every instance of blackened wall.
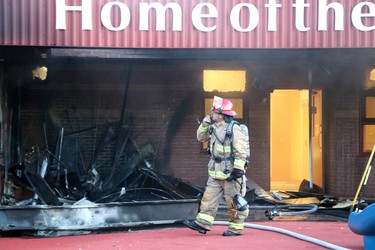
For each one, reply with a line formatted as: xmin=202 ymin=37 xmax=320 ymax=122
xmin=18 ymin=59 xmax=270 ymax=190
xmin=15 ymin=56 xmax=374 ymax=198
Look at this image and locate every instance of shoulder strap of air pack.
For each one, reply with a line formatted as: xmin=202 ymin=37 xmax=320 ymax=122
xmin=225 ymin=120 xmax=240 ymax=164
xmin=226 ymin=120 xmax=240 ymax=140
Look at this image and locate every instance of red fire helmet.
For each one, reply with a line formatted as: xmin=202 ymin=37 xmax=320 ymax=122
xmin=212 ymin=96 xmax=237 ymax=116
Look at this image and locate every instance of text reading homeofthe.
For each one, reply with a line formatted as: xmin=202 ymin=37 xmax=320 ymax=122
xmin=56 ymin=0 xmax=375 ymax=32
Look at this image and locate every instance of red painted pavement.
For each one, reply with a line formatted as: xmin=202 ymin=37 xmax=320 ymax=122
xmin=0 ymin=221 xmax=363 ymax=250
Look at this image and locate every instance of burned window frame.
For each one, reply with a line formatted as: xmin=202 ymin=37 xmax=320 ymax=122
xmin=361 ymin=89 xmax=375 ymax=153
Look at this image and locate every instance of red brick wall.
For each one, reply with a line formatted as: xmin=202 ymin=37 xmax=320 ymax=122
xmin=324 ymin=65 xmax=375 ymax=198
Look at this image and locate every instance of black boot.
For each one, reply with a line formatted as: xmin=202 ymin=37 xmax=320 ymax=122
xmin=223 ymin=230 xmax=241 ymax=236
xmin=183 ymin=220 xmax=207 ymax=234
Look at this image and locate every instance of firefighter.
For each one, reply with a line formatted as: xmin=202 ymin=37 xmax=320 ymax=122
xmin=183 ymin=96 xmax=249 ymax=236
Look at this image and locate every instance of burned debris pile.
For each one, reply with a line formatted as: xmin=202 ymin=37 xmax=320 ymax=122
xmin=1 ymin=123 xmax=203 ymax=207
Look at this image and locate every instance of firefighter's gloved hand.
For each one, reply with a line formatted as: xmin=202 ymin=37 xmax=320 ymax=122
xmin=226 ymin=168 xmax=244 ymax=181
xmin=202 ymin=115 xmax=212 ymax=127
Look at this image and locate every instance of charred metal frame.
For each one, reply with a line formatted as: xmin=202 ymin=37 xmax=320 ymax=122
xmin=0 ymin=199 xmax=199 ymax=236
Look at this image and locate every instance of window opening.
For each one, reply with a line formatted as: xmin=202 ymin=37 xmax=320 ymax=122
xmin=362 ymin=95 xmax=375 ymax=152
xmin=203 ymin=70 xmax=245 ymax=92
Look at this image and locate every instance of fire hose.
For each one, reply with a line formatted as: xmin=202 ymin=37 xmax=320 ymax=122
xmin=216 ymin=203 xmax=350 ymax=249
xmin=213 ymin=220 xmax=349 ymax=250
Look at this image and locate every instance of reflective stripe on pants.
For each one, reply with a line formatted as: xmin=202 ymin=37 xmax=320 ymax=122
xmin=194 ymin=176 xmax=249 ymax=233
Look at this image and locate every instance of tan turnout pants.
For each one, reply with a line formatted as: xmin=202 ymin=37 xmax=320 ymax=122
xmin=195 ymin=176 xmax=249 ymax=234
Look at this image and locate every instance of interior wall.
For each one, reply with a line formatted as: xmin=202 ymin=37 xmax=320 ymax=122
xmin=289 ymin=90 xmax=309 ymax=183
xmin=270 ymin=90 xmax=309 ymax=190
xmin=270 ymin=91 xmax=292 ymax=182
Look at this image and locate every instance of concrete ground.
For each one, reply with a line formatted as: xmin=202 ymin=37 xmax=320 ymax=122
xmin=0 ymin=220 xmax=362 ymax=250
xmin=0 ymin=205 xmax=363 ymax=250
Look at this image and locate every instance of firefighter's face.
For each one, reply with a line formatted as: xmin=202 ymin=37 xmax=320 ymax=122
xmin=211 ymin=112 xmax=223 ymax=122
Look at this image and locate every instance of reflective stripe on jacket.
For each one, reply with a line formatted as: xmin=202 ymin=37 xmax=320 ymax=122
xmin=208 ymin=170 xmax=231 ymax=180
xmin=197 ymin=120 xmax=247 ymax=179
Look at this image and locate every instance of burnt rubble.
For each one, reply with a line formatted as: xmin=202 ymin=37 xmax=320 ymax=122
xmin=0 ymin=121 xmax=362 ymax=237
xmin=1 ymin=123 xmax=203 ymax=207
